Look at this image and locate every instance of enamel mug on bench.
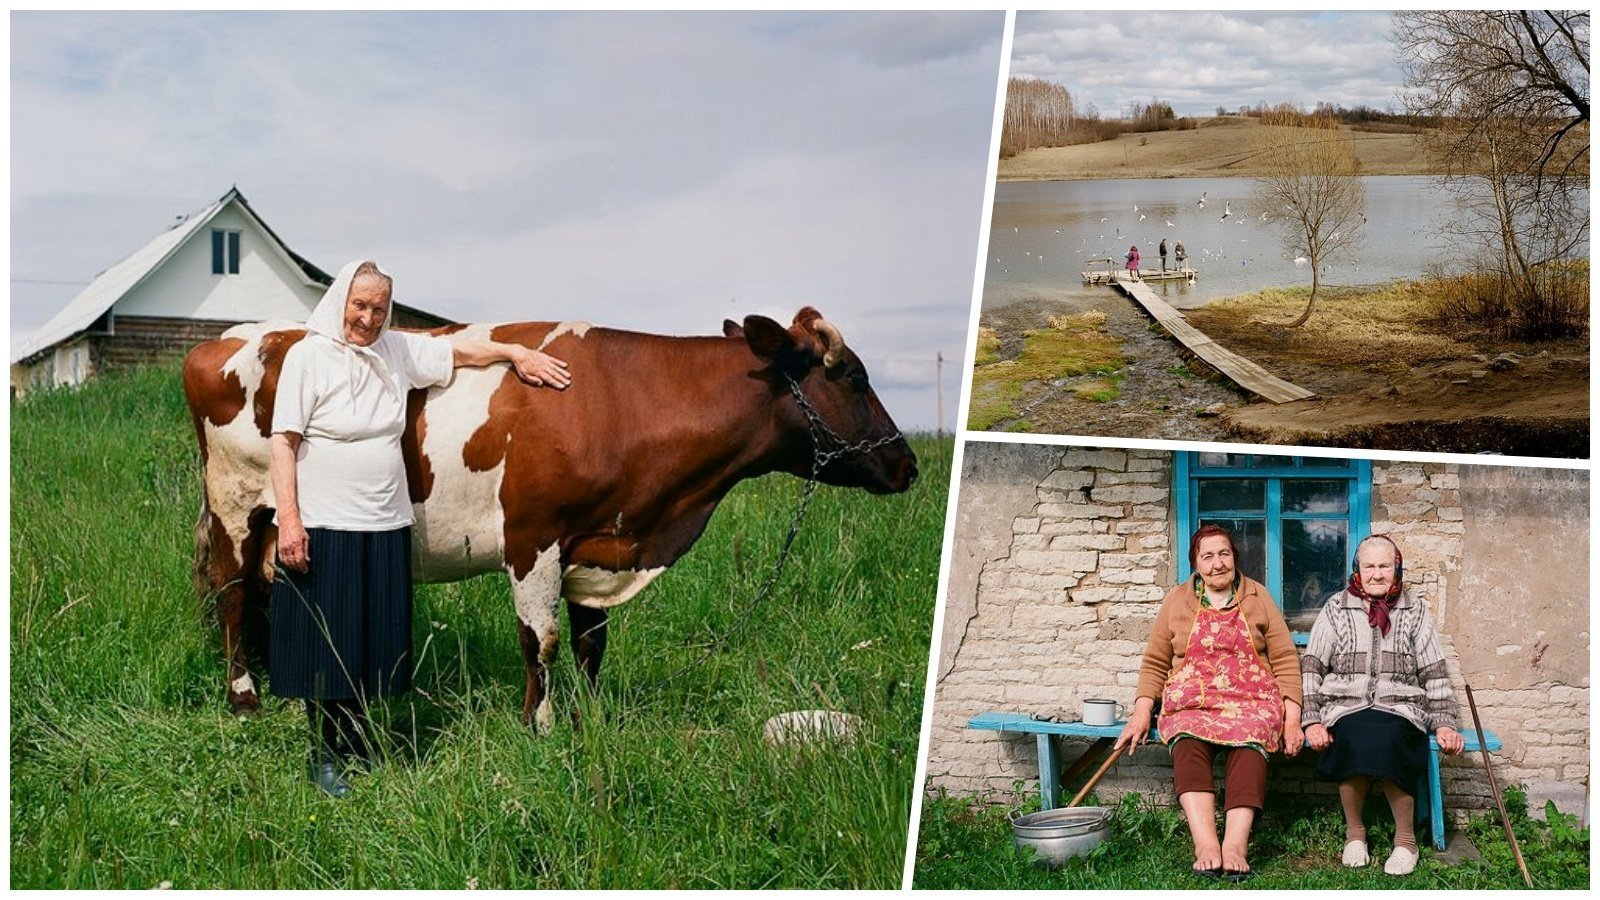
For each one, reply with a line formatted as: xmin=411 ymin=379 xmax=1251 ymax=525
xmin=1082 ymin=698 xmax=1126 ymax=727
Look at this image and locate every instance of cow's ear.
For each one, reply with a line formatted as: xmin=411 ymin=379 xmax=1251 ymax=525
xmin=744 ymin=314 xmax=814 ymax=373
xmin=723 ymin=319 xmax=744 ymax=338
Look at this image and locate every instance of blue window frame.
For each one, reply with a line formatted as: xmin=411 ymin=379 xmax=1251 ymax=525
xmin=1174 ymin=452 xmax=1371 ymax=635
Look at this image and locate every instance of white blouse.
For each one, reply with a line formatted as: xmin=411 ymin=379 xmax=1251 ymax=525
xmin=271 ymin=329 xmax=453 ymax=530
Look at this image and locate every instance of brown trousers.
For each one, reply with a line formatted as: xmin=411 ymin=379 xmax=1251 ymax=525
xmin=1171 ymin=738 xmax=1268 ymax=811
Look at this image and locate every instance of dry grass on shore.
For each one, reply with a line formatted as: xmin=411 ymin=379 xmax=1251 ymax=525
xmin=998 ymin=117 xmax=1431 ymax=181
xmin=1185 ymin=283 xmax=1468 ymax=369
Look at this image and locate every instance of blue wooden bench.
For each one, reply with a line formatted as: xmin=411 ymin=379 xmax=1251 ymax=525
xmin=967 ymin=710 xmax=1499 ymax=850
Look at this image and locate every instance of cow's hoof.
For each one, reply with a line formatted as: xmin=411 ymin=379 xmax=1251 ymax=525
xmin=228 ymin=693 xmax=261 ymax=716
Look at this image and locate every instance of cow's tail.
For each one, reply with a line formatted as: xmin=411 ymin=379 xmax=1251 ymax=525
xmin=192 ymin=488 xmax=216 ymax=611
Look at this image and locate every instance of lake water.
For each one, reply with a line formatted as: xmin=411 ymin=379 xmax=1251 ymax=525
xmin=981 ymin=175 xmax=1575 ymax=310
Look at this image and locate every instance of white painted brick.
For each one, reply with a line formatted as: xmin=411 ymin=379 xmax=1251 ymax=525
xmin=1050 ymin=533 xmax=1126 ymax=551
xmin=1037 ymin=502 xmax=1128 ymax=519
xmin=1101 ymin=568 xmax=1159 ymax=585
xmin=1093 ymin=485 xmax=1168 ymax=504
xmin=1070 ymin=587 xmax=1124 ymax=605
xmin=1040 ymin=470 xmax=1095 ymax=492
xmin=1061 ymin=449 xmax=1127 ymax=470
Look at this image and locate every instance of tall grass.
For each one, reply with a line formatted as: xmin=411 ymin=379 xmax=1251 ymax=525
xmin=11 ymin=362 xmax=951 ymax=889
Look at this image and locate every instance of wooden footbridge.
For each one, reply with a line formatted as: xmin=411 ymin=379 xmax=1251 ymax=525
xmin=1098 ymin=270 xmax=1315 ymax=404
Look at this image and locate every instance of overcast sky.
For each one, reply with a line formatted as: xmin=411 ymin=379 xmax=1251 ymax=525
xmin=11 ymin=11 xmax=1005 ymax=431
xmin=1012 ymin=10 xmax=1405 ymax=119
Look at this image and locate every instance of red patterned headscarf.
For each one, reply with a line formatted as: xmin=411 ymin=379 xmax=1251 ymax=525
xmin=1348 ymin=534 xmax=1403 ymax=636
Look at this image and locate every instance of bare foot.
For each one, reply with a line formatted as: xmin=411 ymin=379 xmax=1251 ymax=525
xmin=1192 ymin=843 xmax=1223 ymax=873
xmin=1221 ymin=843 xmax=1250 ymax=874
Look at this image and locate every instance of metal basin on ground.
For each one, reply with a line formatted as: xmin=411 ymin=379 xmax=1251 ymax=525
xmin=1009 ymin=807 xmax=1114 ymax=867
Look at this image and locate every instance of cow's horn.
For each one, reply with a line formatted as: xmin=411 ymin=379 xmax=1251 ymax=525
xmin=814 ymin=318 xmax=847 ymax=370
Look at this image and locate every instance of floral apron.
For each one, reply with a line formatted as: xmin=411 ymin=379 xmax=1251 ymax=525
xmin=1157 ymin=602 xmax=1283 ymax=752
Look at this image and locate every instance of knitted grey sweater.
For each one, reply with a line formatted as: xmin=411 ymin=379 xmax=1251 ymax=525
xmin=1299 ymin=588 xmax=1459 ymax=734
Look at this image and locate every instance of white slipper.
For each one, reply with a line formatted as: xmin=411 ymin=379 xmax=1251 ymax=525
xmin=1341 ymin=839 xmax=1369 ymax=867
xmin=1383 ymin=845 xmax=1418 ymax=875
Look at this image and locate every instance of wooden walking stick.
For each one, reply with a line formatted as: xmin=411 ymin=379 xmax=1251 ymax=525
xmin=1067 ymin=745 xmax=1123 ymax=809
xmin=1465 ymin=684 xmax=1533 ymax=888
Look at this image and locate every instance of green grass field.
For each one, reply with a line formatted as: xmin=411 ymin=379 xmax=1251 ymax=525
xmin=915 ymin=788 xmax=1589 ymax=890
xmin=11 ymin=363 xmax=952 ymax=889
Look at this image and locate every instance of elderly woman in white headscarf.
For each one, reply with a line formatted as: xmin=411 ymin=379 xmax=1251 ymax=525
xmin=270 ymin=260 xmax=569 ymax=798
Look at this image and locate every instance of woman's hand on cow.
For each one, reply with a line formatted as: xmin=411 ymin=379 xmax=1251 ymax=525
xmin=279 ymin=520 xmax=310 ymax=573
xmin=1305 ymin=722 xmax=1332 ymax=751
xmin=1436 ymin=725 xmax=1465 ymax=756
xmin=509 ymin=347 xmax=571 ymax=390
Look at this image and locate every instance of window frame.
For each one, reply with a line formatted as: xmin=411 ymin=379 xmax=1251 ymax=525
xmin=211 ymin=228 xmax=241 ymax=275
xmin=1174 ymin=452 xmax=1371 ymax=639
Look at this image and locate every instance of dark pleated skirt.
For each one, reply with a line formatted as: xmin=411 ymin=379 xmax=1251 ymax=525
xmin=270 ymin=526 xmax=414 ymax=700
xmin=1315 ymin=708 xmax=1428 ymax=794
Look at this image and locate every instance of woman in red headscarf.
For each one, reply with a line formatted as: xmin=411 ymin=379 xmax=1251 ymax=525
xmin=1301 ymin=534 xmax=1465 ymax=876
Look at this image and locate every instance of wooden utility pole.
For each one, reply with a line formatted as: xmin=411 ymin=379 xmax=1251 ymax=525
xmin=935 ymin=351 xmax=945 ymax=437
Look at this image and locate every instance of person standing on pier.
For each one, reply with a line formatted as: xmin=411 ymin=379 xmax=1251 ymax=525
xmin=1175 ymin=240 xmax=1187 ymax=273
xmin=1159 ymin=237 xmax=1170 ymax=273
xmin=1126 ymin=244 xmax=1141 ymax=281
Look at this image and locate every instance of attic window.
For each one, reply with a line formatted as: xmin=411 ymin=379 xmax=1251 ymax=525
xmin=211 ymin=229 xmax=241 ymax=275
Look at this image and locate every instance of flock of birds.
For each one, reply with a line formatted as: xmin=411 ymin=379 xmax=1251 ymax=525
xmin=994 ymin=189 xmax=1362 ymax=279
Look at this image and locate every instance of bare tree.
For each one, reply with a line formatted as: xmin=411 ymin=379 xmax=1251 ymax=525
xmin=1393 ymin=10 xmax=1589 ymax=338
xmin=1251 ymin=118 xmax=1367 ymax=328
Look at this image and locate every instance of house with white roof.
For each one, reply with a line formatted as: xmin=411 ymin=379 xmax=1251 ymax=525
xmin=11 ymin=187 xmax=451 ymax=395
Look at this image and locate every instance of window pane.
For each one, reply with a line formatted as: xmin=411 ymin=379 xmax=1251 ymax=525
xmin=1196 ymin=517 xmax=1265 ymax=586
xmin=1299 ymin=456 xmax=1348 ymax=468
xmin=1283 ymin=480 xmax=1349 ymax=514
xmin=1249 ymin=452 xmax=1293 ymax=468
xmin=1197 ymin=479 xmax=1265 ymax=512
xmin=1282 ymin=519 xmax=1349 ymax=630
xmin=1197 ymin=452 xmax=1249 ymax=468
xmin=211 ymin=230 xmax=225 ymax=274
xmin=227 ymin=231 xmax=241 ymax=274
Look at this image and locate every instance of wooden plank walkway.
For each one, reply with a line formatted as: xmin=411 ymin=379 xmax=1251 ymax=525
xmin=1109 ymin=275 xmax=1316 ymax=404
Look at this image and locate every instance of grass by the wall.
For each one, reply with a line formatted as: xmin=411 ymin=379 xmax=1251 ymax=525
xmin=11 ymin=363 xmax=952 ymax=889
xmin=914 ymin=787 xmax=1589 ymax=889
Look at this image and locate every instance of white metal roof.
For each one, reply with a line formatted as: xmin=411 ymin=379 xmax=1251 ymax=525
xmin=12 ymin=188 xmax=328 ymax=364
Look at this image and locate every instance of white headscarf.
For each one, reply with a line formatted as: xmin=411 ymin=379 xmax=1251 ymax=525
xmin=306 ymin=259 xmax=403 ymax=405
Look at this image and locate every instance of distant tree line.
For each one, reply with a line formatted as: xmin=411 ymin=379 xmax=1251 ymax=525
xmin=1000 ymin=78 xmax=1194 ymax=158
xmin=1217 ymin=100 xmax=1430 ymax=132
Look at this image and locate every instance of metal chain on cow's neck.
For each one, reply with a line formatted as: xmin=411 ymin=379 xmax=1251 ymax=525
xmin=658 ymin=374 xmax=903 ymax=684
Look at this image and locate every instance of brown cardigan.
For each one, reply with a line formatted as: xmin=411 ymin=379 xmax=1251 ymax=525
xmin=1135 ymin=575 xmax=1302 ymax=706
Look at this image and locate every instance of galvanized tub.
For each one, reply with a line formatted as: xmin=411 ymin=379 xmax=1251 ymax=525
xmin=1010 ymin=807 xmax=1115 ymax=867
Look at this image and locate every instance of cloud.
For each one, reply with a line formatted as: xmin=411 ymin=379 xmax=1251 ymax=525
xmin=1011 ymin=10 xmax=1403 ymax=117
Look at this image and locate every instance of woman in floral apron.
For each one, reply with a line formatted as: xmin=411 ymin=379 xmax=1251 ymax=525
xmin=1115 ymin=525 xmax=1304 ymax=881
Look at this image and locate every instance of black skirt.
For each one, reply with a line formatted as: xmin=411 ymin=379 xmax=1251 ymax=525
xmin=270 ymin=526 xmax=414 ymax=700
xmin=1314 ymin=708 xmax=1428 ymax=794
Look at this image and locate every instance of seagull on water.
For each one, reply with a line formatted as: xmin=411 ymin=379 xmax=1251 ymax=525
xmin=1197 ymin=192 xmax=1207 ymax=207
xmin=1165 ymin=219 xmax=1175 ymax=227
xmin=1139 ymin=213 xmax=1147 ymax=221
xmin=1220 ymin=202 xmax=1231 ymax=222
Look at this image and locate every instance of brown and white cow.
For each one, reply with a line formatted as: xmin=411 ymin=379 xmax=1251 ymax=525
xmin=183 ymin=307 xmax=916 ymax=729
